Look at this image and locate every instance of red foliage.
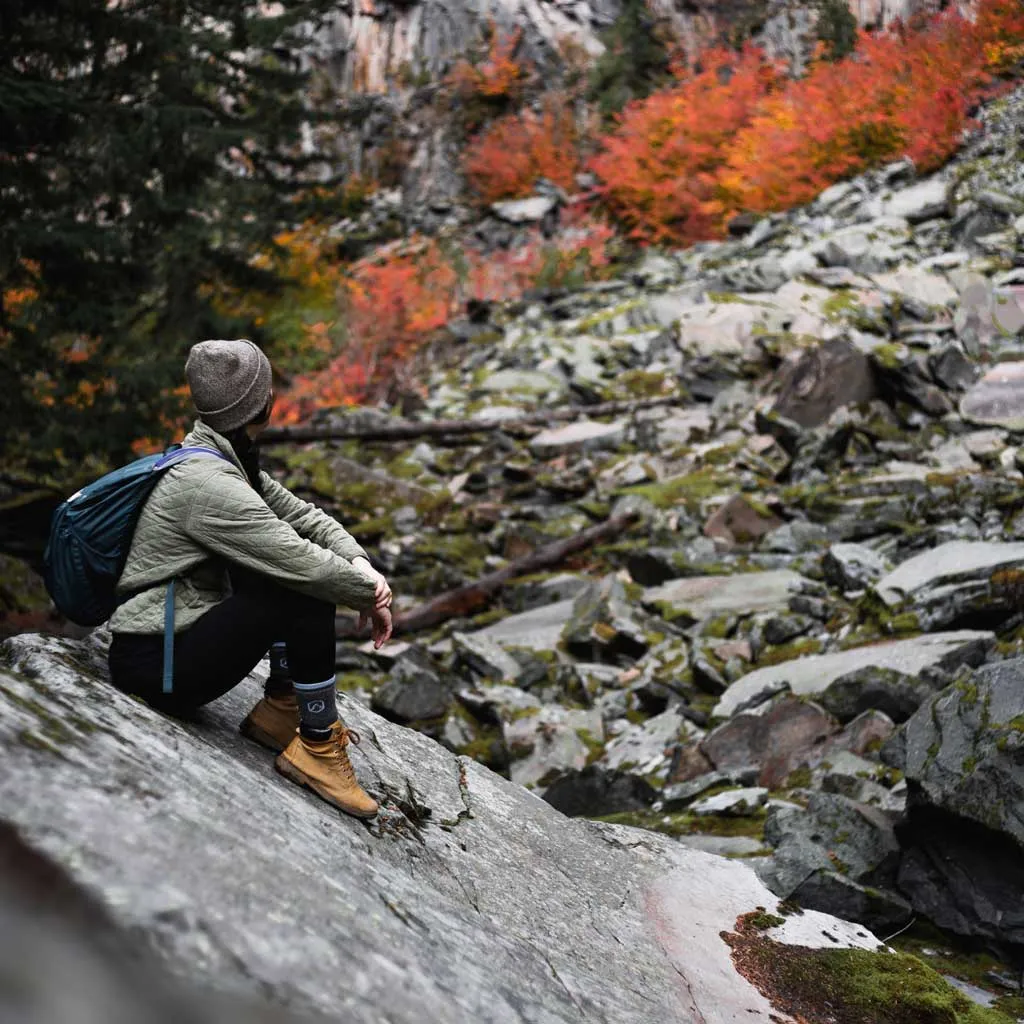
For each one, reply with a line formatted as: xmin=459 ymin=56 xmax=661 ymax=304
xmin=976 ymin=0 xmax=1024 ymax=72
xmin=589 ymin=46 xmax=779 ymax=244
xmin=464 ymin=98 xmax=582 ymax=202
xmin=591 ymin=0 xmax=1022 ymax=245
xmin=720 ymin=12 xmax=990 ymax=214
xmin=273 ymin=219 xmax=616 ymax=423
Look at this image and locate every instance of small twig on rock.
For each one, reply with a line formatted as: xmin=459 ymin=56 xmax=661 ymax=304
xmin=880 ymin=917 xmax=917 ymax=944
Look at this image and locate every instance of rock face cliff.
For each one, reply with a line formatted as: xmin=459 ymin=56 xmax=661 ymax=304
xmin=313 ymin=0 xmax=943 ymax=96
xmin=303 ymin=0 xmax=950 ymax=217
xmin=0 ymin=629 xmax=885 ymax=1022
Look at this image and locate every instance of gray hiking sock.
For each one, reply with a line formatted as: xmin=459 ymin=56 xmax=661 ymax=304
xmin=293 ymin=677 xmax=337 ymax=740
xmin=265 ymin=642 xmax=292 ymax=698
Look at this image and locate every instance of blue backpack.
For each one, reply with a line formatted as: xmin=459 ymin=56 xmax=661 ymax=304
xmin=44 ymin=445 xmax=230 ymax=693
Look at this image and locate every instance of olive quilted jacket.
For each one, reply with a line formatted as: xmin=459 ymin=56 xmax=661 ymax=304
xmin=109 ymin=420 xmax=378 ymax=635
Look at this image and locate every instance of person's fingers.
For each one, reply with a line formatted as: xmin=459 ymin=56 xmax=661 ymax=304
xmin=372 ymin=608 xmax=393 ymax=649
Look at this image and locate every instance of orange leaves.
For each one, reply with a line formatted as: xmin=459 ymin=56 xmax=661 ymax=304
xmin=273 ymin=221 xmax=616 ymax=424
xmin=274 ymin=238 xmax=459 ymax=425
xmin=976 ymin=0 xmax=1024 ymax=73
xmin=721 ymin=14 xmax=989 ymax=215
xmin=590 ymin=0 xmax=1020 ymax=245
xmin=447 ymin=27 xmax=528 ymax=104
xmin=590 ymin=46 xmax=779 ymax=244
xmin=464 ymin=99 xmax=582 ymax=202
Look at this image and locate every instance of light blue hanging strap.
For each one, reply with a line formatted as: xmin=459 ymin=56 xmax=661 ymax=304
xmin=162 ymin=579 xmax=176 ymax=695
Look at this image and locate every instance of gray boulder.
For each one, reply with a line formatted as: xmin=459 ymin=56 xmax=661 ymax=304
xmin=0 ymin=819 xmax=304 ymax=1024
xmin=371 ymin=648 xmax=450 ymax=724
xmin=819 ymin=666 xmax=933 ymax=725
xmin=490 ymin=196 xmax=558 ymax=225
xmin=561 ymin=575 xmax=650 ymax=663
xmin=601 ymin=707 xmax=697 ymax=782
xmin=451 ymin=631 xmax=523 ymax=682
xmin=714 ymin=630 xmax=993 ymax=719
xmin=470 ymin=599 xmax=577 ymax=653
xmin=903 ymin=659 xmax=1024 ymax=847
xmin=529 ymin=419 xmax=626 ymax=457
xmin=542 ymin=766 xmax=656 ymax=818
xmin=771 ymin=339 xmax=877 ymax=429
xmin=0 ymin=631 xmax=886 ymax=1023
xmin=690 ymin=787 xmax=768 ymax=817
xmin=822 ymin=543 xmax=891 ymax=593
xmin=643 ymin=570 xmax=807 ymax=628
xmin=874 ymin=540 xmax=1024 ymax=629
xmin=661 ymin=767 xmax=760 ymax=811
xmin=757 ymin=794 xmax=911 ymax=933
xmin=961 ymin=362 xmax=1024 ymax=430
xmin=896 ymin=658 xmax=1024 ymax=948
xmin=882 ymin=179 xmax=949 ymax=223
xmin=501 ymin=701 xmax=605 ymax=792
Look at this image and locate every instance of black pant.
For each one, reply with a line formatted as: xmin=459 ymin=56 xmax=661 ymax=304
xmin=108 ymin=569 xmax=335 ymax=712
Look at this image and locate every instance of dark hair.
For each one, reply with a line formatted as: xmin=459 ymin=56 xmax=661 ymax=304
xmin=221 ymin=389 xmax=272 ymax=494
xmin=223 ymin=426 xmax=263 ymax=496
xmin=248 ymin=393 xmax=273 ymax=427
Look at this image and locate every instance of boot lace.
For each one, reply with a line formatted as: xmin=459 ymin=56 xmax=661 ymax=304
xmin=329 ymin=726 xmax=362 ymax=784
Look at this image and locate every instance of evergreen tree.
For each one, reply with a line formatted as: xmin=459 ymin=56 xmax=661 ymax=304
xmin=0 ymin=0 xmax=336 ymax=478
xmin=588 ymin=0 xmax=671 ymax=119
xmin=817 ymin=0 xmax=859 ymax=61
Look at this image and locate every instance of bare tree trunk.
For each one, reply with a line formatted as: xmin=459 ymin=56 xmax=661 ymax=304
xmin=338 ymin=511 xmax=639 ymax=639
xmin=266 ymin=396 xmax=684 ymax=445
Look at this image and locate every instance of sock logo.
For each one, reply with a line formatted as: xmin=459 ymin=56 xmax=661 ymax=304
xmin=306 ymin=699 xmax=326 ymax=714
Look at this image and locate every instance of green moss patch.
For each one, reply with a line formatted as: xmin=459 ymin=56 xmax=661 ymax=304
xmin=725 ymin=922 xmax=1016 ymax=1024
xmin=890 ymin=922 xmax=1024 ymax=1019
xmin=757 ymin=637 xmax=823 ymax=667
xmin=594 ymin=807 xmax=767 ymax=840
xmin=616 ymin=468 xmax=731 ymax=511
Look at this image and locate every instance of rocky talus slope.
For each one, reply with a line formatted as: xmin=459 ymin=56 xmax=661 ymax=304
xmin=270 ymin=87 xmax=1024 ymax=994
xmin=4 ymin=86 xmax=1024 ymax=1024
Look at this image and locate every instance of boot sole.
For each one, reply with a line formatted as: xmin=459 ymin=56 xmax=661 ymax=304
xmin=239 ymin=719 xmax=290 ymax=755
xmin=274 ymin=756 xmax=379 ymax=819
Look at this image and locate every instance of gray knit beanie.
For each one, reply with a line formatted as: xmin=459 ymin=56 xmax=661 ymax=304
xmin=185 ymin=339 xmax=273 ymax=433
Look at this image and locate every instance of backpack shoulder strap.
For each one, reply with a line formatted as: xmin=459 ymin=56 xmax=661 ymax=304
xmin=154 ymin=447 xmax=233 ymax=472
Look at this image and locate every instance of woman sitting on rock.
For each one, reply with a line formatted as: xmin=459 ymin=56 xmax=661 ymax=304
xmin=107 ymin=339 xmax=392 ymax=819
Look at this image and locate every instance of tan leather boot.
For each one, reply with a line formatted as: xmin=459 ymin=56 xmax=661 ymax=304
xmin=239 ymin=694 xmax=300 ymax=754
xmin=275 ymin=723 xmax=379 ymax=819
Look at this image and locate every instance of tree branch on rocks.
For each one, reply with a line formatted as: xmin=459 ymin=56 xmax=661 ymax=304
xmin=338 ymin=511 xmax=640 ymax=638
xmin=264 ymin=396 xmax=686 ymax=445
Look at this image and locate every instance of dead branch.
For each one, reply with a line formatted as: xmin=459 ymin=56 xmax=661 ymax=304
xmin=337 ymin=510 xmax=639 ymax=639
xmin=264 ymin=395 xmax=685 ymax=445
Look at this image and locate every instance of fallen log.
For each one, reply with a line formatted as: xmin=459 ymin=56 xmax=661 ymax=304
xmin=264 ymin=395 xmax=685 ymax=445
xmin=337 ymin=510 xmax=640 ymax=639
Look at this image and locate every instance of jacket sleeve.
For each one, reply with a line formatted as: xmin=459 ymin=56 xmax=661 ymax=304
xmin=259 ymin=472 xmax=369 ymax=564
xmin=184 ymin=470 xmax=378 ymax=611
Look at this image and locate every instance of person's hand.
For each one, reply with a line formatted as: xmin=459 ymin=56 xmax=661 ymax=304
xmin=357 ymin=605 xmax=393 ymax=649
xmin=353 ymin=556 xmax=392 ymax=610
